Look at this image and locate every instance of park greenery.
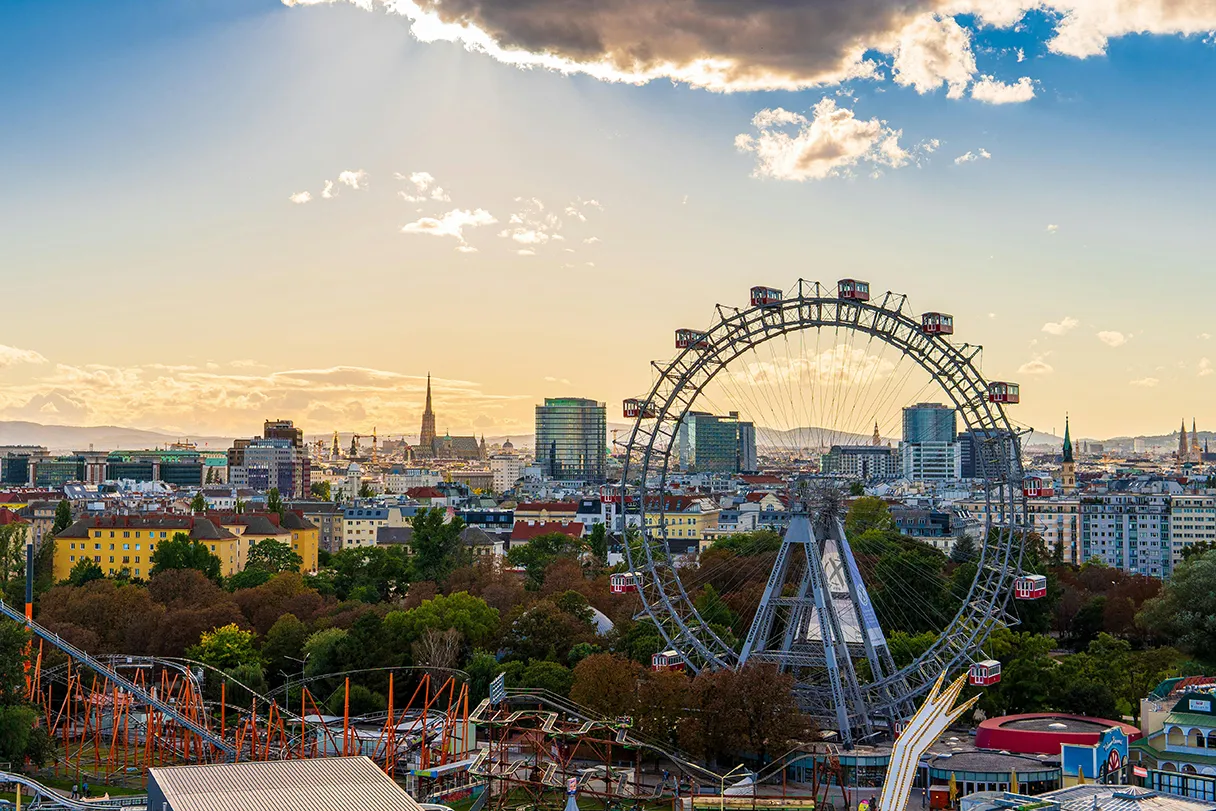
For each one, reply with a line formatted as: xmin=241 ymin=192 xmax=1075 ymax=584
xmin=1 ymin=496 xmax=1215 ymax=769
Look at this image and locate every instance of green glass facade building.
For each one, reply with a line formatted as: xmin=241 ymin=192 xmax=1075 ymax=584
xmin=535 ymin=398 xmax=607 ymax=483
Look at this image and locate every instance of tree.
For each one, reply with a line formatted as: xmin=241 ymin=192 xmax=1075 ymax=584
xmin=586 ymin=523 xmax=609 ymax=563
xmin=1181 ymin=540 xmax=1216 ymax=562
xmin=466 ymin=649 xmax=504 ymax=702
xmin=680 ymin=663 xmax=812 ymax=765
xmin=519 ymin=660 xmax=574 ymax=696
xmin=187 ymin=623 xmax=260 ymax=671
xmin=325 ymin=546 xmax=411 ymax=602
xmin=386 ymin=591 xmax=500 ymax=648
xmin=709 ymin=530 xmax=783 ymax=556
xmin=151 ymin=532 xmax=223 ymax=583
xmin=950 ymin=534 xmax=977 ymax=564
xmin=51 ymin=499 xmax=73 ymax=535
xmin=506 ymin=531 xmax=583 ymax=590
xmin=358 ymin=482 xmax=376 ymax=499
xmin=0 ymin=523 xmax=28 ymax=585
xmin=1138 ymin=550 xmax=1216 ymax=654
xmin=844 ymin=496 xmax=894 ymax=537
xmin=504 ymin=597 xmax=596 ymax=663
xmin=67 ymin=557 xmax=104 ymax=587
xmin=411 ymin=508 xmax=469 ymax=584
xmin=190 ymin=492 xmax=208 ymax=513
xmin=413 ymin=628 xmax=463 ymax=673
xmin=266 ymin=488 xmax=284 ymax=518
xmin=246 ymin=539 xmax=303 ymax=573
xmin=1066 ymin=596 xmax=1107 ymax=651
xmin=226 ymin=567 xmax=273 ymax=591
xmin=848 ymin=481 xmax=865 ymax=497
xmin=262 ymin=613 xmax=309 ymax=687
xmin=310 ymin=481 xmax=332 ymax=501
xmin=1059 ymin=680 xmax=1118 ymax=720
xmin=570 ymin=653 xmax=642 ymax=717
xmin=302 ymin=628 xmax=349 ymax=678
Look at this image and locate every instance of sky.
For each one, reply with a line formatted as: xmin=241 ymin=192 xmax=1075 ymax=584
xmin=2 ymin=0 xmax=1216 ymax=441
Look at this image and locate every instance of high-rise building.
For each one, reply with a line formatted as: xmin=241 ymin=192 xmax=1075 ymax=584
xmin=535 ymin=398 xmax=607 ymax=483
xmin=900 ymin=403 xmax=960 ymax=481
xmin=902 ymin=403 xmax=957 ymax=443
xmin=677 ymin=411 xmax=756 ymax=473
xmin=419 ymin=373 xmax=437 ymax=450
xmin=228 ymin=420 xmax=311 ymax=498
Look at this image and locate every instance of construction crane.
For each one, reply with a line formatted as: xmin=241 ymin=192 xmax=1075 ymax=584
xmin=350 ymin=428 xmax=378 ymax=463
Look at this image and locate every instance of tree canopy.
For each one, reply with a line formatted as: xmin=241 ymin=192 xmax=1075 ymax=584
xmin=246 ymin=539 xmax=303 ymax=574
xmin=150 ymin=532 xmax=223 ymax=582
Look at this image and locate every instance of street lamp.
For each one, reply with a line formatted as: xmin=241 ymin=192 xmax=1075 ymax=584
xmin=719 ymin=763 xmax=750 ymax=811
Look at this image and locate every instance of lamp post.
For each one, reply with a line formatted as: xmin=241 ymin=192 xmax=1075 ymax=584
xmin=720 ymin=763 xmax=749 ymax=811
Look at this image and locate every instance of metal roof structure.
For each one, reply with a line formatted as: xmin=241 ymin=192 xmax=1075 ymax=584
xmin=148 ymin=756 xmax=424 ymax=811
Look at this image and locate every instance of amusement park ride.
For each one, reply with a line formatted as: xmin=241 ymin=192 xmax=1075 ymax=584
xmin=619 ymin=278 xmax=1043 ymax=749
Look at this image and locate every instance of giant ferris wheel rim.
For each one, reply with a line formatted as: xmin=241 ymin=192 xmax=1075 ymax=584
xmin=619 ymin=279 xmax=1028 ymax=715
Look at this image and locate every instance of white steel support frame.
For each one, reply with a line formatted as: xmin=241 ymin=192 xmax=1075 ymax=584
xmin=619 ymin=280 xmax=1028 ymax=743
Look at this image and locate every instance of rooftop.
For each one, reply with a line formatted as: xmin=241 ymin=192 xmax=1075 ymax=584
xmin=148 ymin=755 xmax=422 ymax=811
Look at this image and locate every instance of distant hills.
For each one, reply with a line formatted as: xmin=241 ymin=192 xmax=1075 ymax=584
xmin=0 ymin=421 xmax=233 ymax=454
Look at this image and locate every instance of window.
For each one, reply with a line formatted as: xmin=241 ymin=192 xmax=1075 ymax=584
xmin=93 ymin=530 xmax=101 ymax=538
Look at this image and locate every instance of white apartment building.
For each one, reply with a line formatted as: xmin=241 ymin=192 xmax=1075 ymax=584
xmin=491 ymin=455 xmax=524 ymax=494
xmin=1081 ymin=494 xmax=1171 ymax=578
xmin=384 ymin=467 xmax=442 ymax=495
xmin=342 ymin=506 xmax=389 ymax=548
xmin=1169 ymin=493 xmax=1216 ymax=570
xmin=1028 ymin=497 xmax=1082 ymax=565
xmin=899 ymin=441 xmax=962 ymax=481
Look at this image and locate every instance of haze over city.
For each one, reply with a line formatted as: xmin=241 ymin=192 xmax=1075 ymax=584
xmin=4 ymin=0 xmax=1216 ymax=438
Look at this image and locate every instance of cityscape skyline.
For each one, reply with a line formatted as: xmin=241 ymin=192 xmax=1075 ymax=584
xmin=4 ymin=1 xmax=1216 ymax=439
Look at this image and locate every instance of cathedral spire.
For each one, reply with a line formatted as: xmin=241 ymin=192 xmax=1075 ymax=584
xmin=872 ymin=421 xmax=881 ymax=446
xmin=419 ymin=372 xmax=437 ymax=449
xmin=1179 ymin=419 xmax=1188 ymax=462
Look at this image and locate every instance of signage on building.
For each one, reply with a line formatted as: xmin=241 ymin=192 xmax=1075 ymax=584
xmin=489 ymin=672 xmax=506 ymax=705
xmin=1189 ymin=698 xmax=1212 ymax=713
xmin=1133 ymin=766 xmax=1148 ymax=778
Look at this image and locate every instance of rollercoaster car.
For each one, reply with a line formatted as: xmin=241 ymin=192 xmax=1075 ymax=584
xmin=675 ymin=328 xmax=710 ymax=350
xmin=651 ymin=650 xmax=685 ymax=672
xmin=623 ymin=398 xmax=656 ymax=419
xmin=969 ymin=659 xmax=1002 ymax=686
xmin=1014 ymin=574 xmax=1048 ymax=600
xmin=921 ymin=312 xmax=954 ymax=335
xmin=987 ymin=382 xmax=1020 ymax=404
xmin=750 ymin=286 xmax=783 ymax=307
xmin=610 ymin=571 xmax=642 ymax=594
xmin=837 ymin=279 xmax=871 ymax=301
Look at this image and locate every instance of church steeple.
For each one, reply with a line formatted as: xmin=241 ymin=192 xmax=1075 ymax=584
xmin=872 ymin=421 xmax=881 ymax=446
xmin=1061 ymin=414 xmax=1076 ymax=494
xmin=1179 ymin=419 xmax=1189 ymax=463
xmin=419 ymin=373 xmax=437 ymax=449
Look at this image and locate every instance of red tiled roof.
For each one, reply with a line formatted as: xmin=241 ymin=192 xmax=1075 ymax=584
xmin=511 ymin=521 xmax=585 ymax=541
xmin=516 ymin=502 xmax=578 ymax=513
xmin=740 ymin=475 xmax=784 ymax=485
xmin=406 ymin=487 xmax=445 ymax=499
xmin=0 ymin=508 xmax=26 ymax=525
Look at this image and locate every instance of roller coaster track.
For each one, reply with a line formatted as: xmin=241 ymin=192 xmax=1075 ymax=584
xmin=0 ymin=770 xmax=145 ymax=810
xmin=0 ymin=598 xmax=236 ymax=759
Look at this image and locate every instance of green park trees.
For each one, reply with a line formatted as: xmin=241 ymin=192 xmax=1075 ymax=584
xmin=150 ymin=532 xmax=223 ymax=582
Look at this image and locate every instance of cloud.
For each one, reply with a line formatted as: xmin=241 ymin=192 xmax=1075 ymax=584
xmin=1201 ymin=358 xmax=1213 ymax=377
xmin=0 ymin=345 xmax=48 ymax=368
xmin=891 ymin=14 xmax=976 ymax=98
xmin=455 ymin=245 xmax=479 ymax=253
xmin=736 ymin=98 xmax=909 ymax=181
xmin=1097 ymin=331 xmax=1126 ymax=347
xmin=282 ymin=0 xmax=1216 ymax=96
xmin=401 ymin=208 xmax=498 ymax=246
xmin=1201 ymin=333 xmax=1213 ymax=340
xmin=338 ymin=170 xmax=368 ymax=189
xmin=321 ymin=181 xmax=336 ymax=199
xmin=498 ymin=196 xmax=577 ymax=249
xmin=1041 ymin=317 xmax=1079 ymax=336
xmin=583 ymin=236 xmax=601 ymax=244
xmin=970 ymin=75 xmax=1035 ymax=104
xmin=1018 ymin=356 xmax=1053 ymax=375
xmin=289 ymin=191 xmax=313 ymax=204
xmin=954 ymin=148 xmax=991 ymax=164
xmin=1046 ymin=224 xmax=1059 ymax=233
xmin=516 ymin=248 xmax=536 ymax=256
xmin=1129 ymin=377 xmax=1159 ymax=388
xmin=0 ymin=363 xmax=533 ymax=436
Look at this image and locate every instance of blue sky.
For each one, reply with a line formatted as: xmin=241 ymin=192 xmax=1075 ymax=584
xmin=2 ymin=0 xmax=1215 ymax=439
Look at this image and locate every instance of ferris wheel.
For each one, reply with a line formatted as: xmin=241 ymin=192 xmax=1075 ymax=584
xmin=618 ymin=279 xmax=1034 ymax=748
